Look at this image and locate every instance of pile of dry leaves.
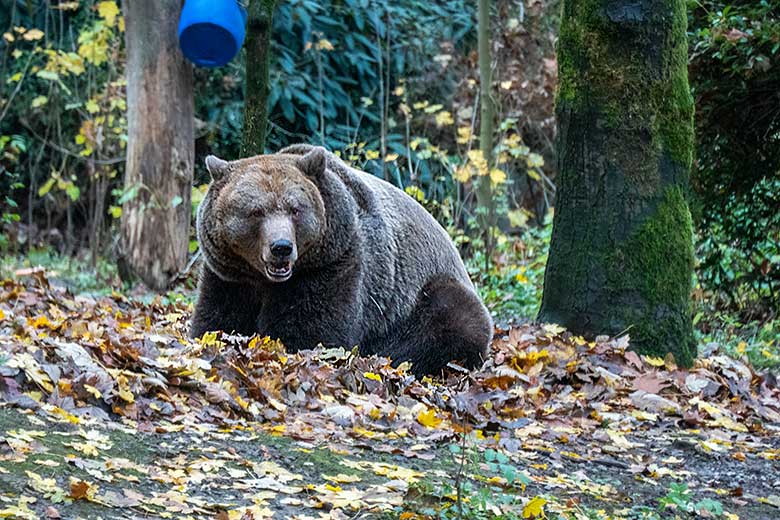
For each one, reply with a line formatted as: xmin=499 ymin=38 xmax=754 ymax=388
xmin=2 ymin=273 xmax=778 ymax=445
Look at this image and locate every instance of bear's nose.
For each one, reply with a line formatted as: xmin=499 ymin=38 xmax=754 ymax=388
xmin=270 ymin=239 xmax=294 ymax=259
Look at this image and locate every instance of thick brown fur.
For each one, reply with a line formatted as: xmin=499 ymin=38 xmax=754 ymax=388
xmin=190 ymin=145 xmax=492 ymax=377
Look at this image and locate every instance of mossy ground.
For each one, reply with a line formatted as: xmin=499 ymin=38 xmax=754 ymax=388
xmin=3 ymin=405 xmax=779 ymax=519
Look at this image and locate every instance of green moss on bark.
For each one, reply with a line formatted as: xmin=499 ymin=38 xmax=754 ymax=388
xmin=556 ymin=0 xmax=695 ymax=165
xmin=608 ymin=187 xmax=695 ymax=366
xmin=654 ymin=0 xmax=695 ymax=167
xmin=540 ymin=0 xmax=696 ymax=366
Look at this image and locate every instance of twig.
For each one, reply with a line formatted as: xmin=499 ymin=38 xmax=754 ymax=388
xmin=19 ymin=119 xmax=125 ymax=165
xmin=168 ymin=250 xmax=203 ymax=286
xmin=0 ymin=52 xmax=35 ymax=126
xmin=453 ymin=414 xmax=467 ymax=520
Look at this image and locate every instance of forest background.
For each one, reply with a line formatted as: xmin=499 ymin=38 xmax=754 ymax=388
xmin=0 ymin=0 xmax=778 ymax=369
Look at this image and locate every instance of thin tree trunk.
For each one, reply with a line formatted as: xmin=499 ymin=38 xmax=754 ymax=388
xmin=538 ymin=0 xmax=696 ymax=366
xmin=121 ymin=0 xmax=194 ymax=291
xmin=242 ymin=0 xmax=277 ymax=157
xmin=477 ymin=0 xmax=495 ymax=265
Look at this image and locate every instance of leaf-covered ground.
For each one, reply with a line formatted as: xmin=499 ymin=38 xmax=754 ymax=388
xmin=1 ymin=273 xmax=779 ymax=519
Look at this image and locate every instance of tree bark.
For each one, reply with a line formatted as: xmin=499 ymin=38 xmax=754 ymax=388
xmin=242 ymin=0 xmax=276 ymax=157
xmin=538 ymin=0 xmax=696 ymax=366
xmin=121 ymin=0 xmax=194 ymax=291
xmin=477 ymin=0 xmax=496 ymax=258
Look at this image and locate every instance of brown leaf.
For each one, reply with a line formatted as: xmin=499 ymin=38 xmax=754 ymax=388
xmin=69 ymin=480 xmax=90 ymax=500
xmin=724 ymin=28 xmax=749 ymax=42
xmin=632 ymin=373 xmax=670 ymax=394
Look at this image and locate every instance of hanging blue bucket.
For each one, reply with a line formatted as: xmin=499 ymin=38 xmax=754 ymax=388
xmin=178 ymin=0 xmax=247 ymax=68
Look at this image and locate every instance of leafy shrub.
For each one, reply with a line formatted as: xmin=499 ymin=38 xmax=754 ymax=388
xmin=688 ymin=0 xmax=780 ymax=314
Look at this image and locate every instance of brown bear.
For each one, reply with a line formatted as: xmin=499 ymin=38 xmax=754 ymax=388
xmin=190 ymin=144 xmax=492 ymax=376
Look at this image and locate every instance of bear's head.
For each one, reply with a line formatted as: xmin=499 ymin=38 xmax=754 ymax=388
xmin=198 ymin=147 xmax=327 ymax=283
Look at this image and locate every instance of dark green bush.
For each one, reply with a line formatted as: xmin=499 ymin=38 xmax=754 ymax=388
xmin=688 ymin=0 xmax=780 ymax=315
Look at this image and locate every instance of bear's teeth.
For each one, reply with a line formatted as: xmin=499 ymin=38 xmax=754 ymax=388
xmin=266 ymin=262 xmax=292 ymax=279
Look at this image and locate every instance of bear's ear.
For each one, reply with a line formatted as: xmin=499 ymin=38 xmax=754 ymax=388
xmin=296 ymin=147 xmax=327 ymax=179
xmin=205 ymin=155 xmax=229 ymax=181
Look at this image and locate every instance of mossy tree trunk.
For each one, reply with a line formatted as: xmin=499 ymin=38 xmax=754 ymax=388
xmin=121 ymin=0 xmax=194 ymax=291
xmin=241 ymin=0 xmax=277 ymax=157
xmin=538 ymin=0 xmax=696 ymax=366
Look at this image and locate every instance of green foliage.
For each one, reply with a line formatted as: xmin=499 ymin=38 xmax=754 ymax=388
xmin=0 ymin=247 xmax=118 ymax=295
xmin=0 ymin=0 xmax=125 ymax=258
xmin=688 ymin=0 xmax=780 ymax=314
xmin=406 ymin=439 xmax=536 ymax=520
xmin=196 ymin=0 xmax=476 ymax=164
xmin=696 ymin=314 xmax=780 ymax=370
xmin=467 ymin=214 xmax=551 ymax=320
xmin=267 ymin=0 xmax=474 ymax=149
xmin=659 ymin=483 xmax=724 ymax=517
xmin=0 ymin=134 xmax=27 ymax=229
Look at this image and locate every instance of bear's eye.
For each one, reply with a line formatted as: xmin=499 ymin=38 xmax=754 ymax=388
xmin=290 ymin=207 xmax=301 ymax=218
xmin=249 ymin=208 xmax=264 ymax=218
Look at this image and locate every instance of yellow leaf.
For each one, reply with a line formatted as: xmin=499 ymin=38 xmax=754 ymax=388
xmin=542 ymin=323 xmax=565 ymax=335
xmin=456 ymin=126 xmax=471 ymax=144
xmin=454 ymin=166 xmax=472 ymax=183
xmin=97 ymin=1 xmax=120 ymax=27
xmin=643 ymin=356 xmax=665 ymax=367
xmin=85 ymin=99 xmax=100 ymax=114
xmin=315 ymin=38 xmax=334 ymax=51
xmin=500 ymin=80 xmax=513 ymax=90
xmin=489 ymin=168 xmax=507 ymax=185
xmin=10 ymin=72 xmax=23 ymax=82
xmin=83 ymin=384 xmax=102 ymax=399
xmin=30 ymin=315 xmax=53 ymax=329
xmin=363 ymin=372 xmax=382 ymax=382
xmin=3 ymin=32 xmax=14 ymax=43
xmin=405 ymin=186 xmax=425 ymax=202
xmin=117 ymin=388 xmax=134 ymax=403
xmin=434 ymin=110 xmax=454 ymax=127
xmin=323 ymin=473 xmax=362 ymax=484
xmin=31 ymin=96 xmax=48 ymax=109
xmin=324 ymin=483 xmax=342 ymax=492
xmin=384 ymin=153 xmax=399 ymax=162
xmin=0 ymin=309 xmax=5 ymax=320
xmin=526 ymin=152 xmax=545 ymax=168
xmin=417 ymin=408 xmax=442 ymax=429
xmin=522 ymin=496 xmax=546 ymax=518
xmin=53 ymin=2 xmax=81 ymax=10
xmin=23 ymin=29 xmax=44 ymax=41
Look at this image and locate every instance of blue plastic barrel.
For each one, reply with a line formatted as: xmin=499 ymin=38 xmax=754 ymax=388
xmin=178 ymin=0 xmax=247 ymax=68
